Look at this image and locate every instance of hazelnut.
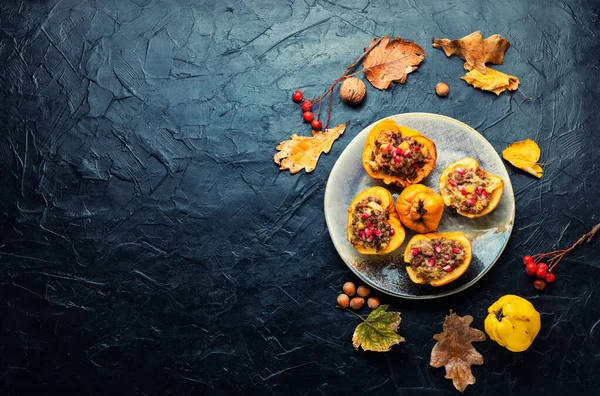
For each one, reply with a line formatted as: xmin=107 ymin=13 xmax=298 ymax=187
xmin=357 ymin=285 xmax=371 ymax=297
xmin=367 ymin=297 xmax=380 ymax=309
xmin=350 ymin=297 xmax=365 ymax=310
xmin=435 ymin=82 xmax=449 ymax=97
xmin=337 ymin=294 xmax=350 ymax=308
xmin=343 ymin=281 xmax=356 ymax=296
xmin=340 ymin=77 xmax=366 ymax=105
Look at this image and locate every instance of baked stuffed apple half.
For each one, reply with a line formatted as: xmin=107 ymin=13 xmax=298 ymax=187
xmin=439 ymin=158 xmax=504 ymax=218
xmin=347 ymin=186 xmax=405 ymax=255
xmin=403 ymin=232 xmax=472 ymax=287
xmin=362 ymin=119 xmax=437 ymax=188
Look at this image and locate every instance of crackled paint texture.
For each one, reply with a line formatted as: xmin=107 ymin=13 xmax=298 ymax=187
xmin=0 ymin=0 xmax=599 ymax=394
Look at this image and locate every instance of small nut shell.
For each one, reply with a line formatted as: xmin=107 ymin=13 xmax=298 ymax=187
xmin=337 ymin=294 xmax=350 ymax=308
xmin=367 ymin=297 xmax=380 ymax=309
xmin=343 ymin=282 xmax=356 ymax=296
xmin=357 ymin=285 xmax=371 ymax=297
xmin=435 ymin=82 xmax=449 ymax=97
xmin=340 ymin=77 xmax=366 ymax=105
xmin=350 ymin=297 xmax=365 ymax=310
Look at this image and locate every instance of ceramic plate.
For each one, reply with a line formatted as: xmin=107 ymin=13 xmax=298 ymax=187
xmin=324 ymin=113 xmax=515 ymax=299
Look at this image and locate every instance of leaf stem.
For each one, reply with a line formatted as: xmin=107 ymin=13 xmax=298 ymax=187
xmin=342 ymin=307 xmax=366 ymax=322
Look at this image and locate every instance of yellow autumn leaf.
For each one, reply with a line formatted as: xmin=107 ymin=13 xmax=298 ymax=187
xmin=274 ymin=123 xmax=346 ymax=174
xmin=461 ymin=67 xmax=519 ymax=95
xmin=502 ymin=139 xmax=543 ymax=178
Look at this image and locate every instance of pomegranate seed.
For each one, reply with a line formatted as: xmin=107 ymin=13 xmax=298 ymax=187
xmin=390 ymin=227 xmax=395 ymax=236
xmin=359 ymin=231 xmax=366 ymax=239
xmin=456 ymin=167 xmax=466 ymax=175
xmin=394 ymin=156 xmax=401 ymax=164
xmin=391 ymin=148 xmax=399 ymax=157
xmin=414 ymin=145 xmax=421 ymax=151
xmin=367 ymin=235 xmax=374 ymax=243
xmin=427 ymin=258 xmax=436 ymax=267
xmin=434 ymin=244 xmax=442 ymax=253
xmin=452 ymin=247 xmax=461 ymax=254
xmin=301 ymin=101 xmax=312 ymax=112
xmin=525 ymin=262 xmax=537 ymax=276
xmin=386 ymin=144 xmax=393 ymax=151
xmin=481 ymin=190 xmax=488 ymax=199
xmin=365 ymin=228 xmax=373 ymax=237
xmin=475 ymin=187 xmax=484 ymax=195
xmin=443 ymin=255 xmax=450 ymax=260
xmin=545 ymin=272 xmax=556 ymax=283
xmin=449 ymin=179 xmax=458 ymax=187
xmin=460 ymin=188 xmax=467 ymax=196
xmin=443 ymin=265 xmax=453 ymax=272
xmin=365 ymin=220 xmax=373 ymax=229
xmin=403 ymin=149 xmax=412 ymax=158
xmin=536 ymin=266 xmax=547 ymax=279
xmin=533 ymin=279 xmax=545 ymax=291
xmin=467 ymin=197 xmax=477 ymax=206
xmin=361 ymin=212 xmax=370 ymax=219
xmin=411 ymin=248 xmax=420 ymax=256
xmin=412 ymin=164 xmax=419 ymax=169
xmin=373 ymin=229 xmax=382 ymax=237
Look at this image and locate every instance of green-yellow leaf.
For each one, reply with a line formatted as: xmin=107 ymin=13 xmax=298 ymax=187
xmin=352 ymin=305 xmax=405 ymax=352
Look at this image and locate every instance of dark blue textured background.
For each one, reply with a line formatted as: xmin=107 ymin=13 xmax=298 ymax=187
xmin=0 ymin=0 xmax=599 ymax=394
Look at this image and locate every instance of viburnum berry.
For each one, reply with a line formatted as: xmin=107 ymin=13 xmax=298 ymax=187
xmin=302 ymin=111 xmax=314 ymax=122
xmin=545 ymin=272 xmax=556 ymax=283
xmin=533 ymin=279 xmax=546 ymax=291
xmin=311 ymin=119 xmax=322 ymax=131
xmin=536 ymin=266 xmax=547 ymax=279
xmin=525 ymin=262 xmax=537 ymax=276
xmin=301 ymin=101 xmax=312 ymax=112
xmin=523 ymin=255 xmax=534 ymax=264
xmin=292 ymin=90 xmax=303 ymax=102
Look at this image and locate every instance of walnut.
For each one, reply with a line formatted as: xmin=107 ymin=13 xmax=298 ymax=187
xmin=340 ymin=77 xmax=366 ymax=105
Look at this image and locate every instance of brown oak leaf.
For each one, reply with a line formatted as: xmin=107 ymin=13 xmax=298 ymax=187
xmin=430 ymin=312 xmax=486 ymax=393
xmin=461 ymin=67 xmax=519 ymax=95
xmin=362 ymin=36 xmax=425 ymax=90
xmin=274 ymin=123 xmax=346 ymax=174
xmin=432 ymin=31 xmax=510 ymax=73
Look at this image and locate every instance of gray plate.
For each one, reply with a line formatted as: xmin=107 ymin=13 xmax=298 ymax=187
xmin=324 ymin=113 xmax=515 ymax=299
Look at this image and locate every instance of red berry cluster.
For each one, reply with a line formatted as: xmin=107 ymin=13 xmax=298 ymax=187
xmin=292 ymin=90 xmax=322 ymax=131
xmin=523 ymin=255 xmax=555 ymax=291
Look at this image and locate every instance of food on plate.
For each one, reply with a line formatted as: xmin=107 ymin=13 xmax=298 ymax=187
xmin=403 ymin=232 xmax=472 ymax=287
xmin=362 ymin=119 xmax=437 ymax=188
xmin=396 ymin=184 xmax=444 ymax=233
xmin=439 ymin=158 xmax=504 ymax=218
xmin=347 ymin=186 xmax=405 ymax=254
xmin=484 ymin=295 xmax=541 ymax=352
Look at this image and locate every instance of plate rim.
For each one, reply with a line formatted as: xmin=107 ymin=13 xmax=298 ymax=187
xmin=324 ymin=112 xmax=515 ymax=300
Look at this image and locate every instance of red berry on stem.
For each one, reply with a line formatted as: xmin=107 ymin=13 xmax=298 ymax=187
xmin=301 ymin=101 xmax=312 ymax=112
xmin=545 ymin=272 xmax=556 ymax=283
xmin=536 ymin=266 xmax=547 ymax=279
xmin=533 ymin=279 xmax=546 ymax=291
xmin=292 ymin=90 xmax=303 ymax=102
xmin=523 ymin=255 xmax=534 ymax=264
xmin=525 ymin=262 xmax=537 ymax=276
xmin=537 ymin=263 xmax=548 ymax=271
xmin=311 ymin=119 xmax=322 ymax=131
xmin=302 ymin=111 xmax=314 ymax=122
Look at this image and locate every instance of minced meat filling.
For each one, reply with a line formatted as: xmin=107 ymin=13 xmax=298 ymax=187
xmin=349 ymin=196 xmax=394 ymax=252
xmin=368 ymin=130 xmax=430 ymax=180
xmin=443 ymin=168 xmax=493 ymax=214
xmin=407 ymin=237 xmax=466 ymax=282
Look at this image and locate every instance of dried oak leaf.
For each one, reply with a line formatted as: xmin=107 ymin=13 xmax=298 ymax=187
xmin=362 ymin=36 xmax=425 ymax=90
xmin=274 ymin=123 xmax=346 ymax=174
xmin=430 ymin=312 xmax=486 ymax=393
xmin=461 ymin=67 xmax=519 ymax=95
xmin=502 ymin=139 xmax=543 ymax=178
xmin=352 ymin=305 xmax=405 ymax=352
xmin=432 ymin=31 xmax=510 ymax=73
